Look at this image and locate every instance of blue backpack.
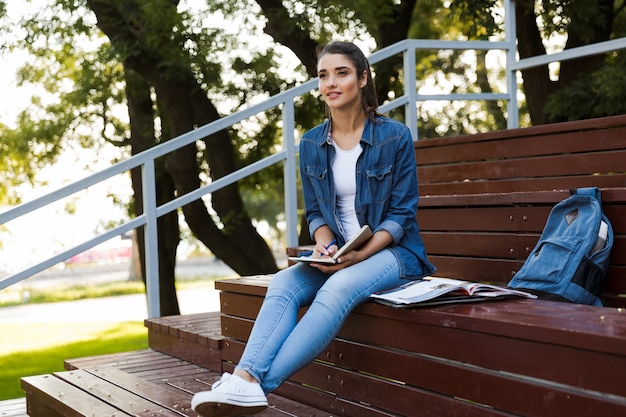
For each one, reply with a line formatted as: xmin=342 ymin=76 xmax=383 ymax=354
xmin=508 ymin=187 xmax=613 ymax=306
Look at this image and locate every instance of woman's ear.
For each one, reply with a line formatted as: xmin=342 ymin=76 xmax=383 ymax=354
xmin=360 ymin=71 xmax=368 ymax=88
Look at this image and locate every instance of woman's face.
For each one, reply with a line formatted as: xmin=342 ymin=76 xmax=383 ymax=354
xmin=317 ymin=53 xmax=366 ymax=113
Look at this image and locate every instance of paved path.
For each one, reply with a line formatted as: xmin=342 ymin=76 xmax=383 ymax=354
xmin=0 ymin=286 xmax=221 ymax=323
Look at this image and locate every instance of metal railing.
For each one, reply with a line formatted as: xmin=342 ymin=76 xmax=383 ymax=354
xmin=2 ymin=0 xmax=626 ymax=317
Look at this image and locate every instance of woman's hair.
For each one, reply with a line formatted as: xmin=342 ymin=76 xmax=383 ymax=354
xmin=317 ymin=41 xmax=380 ymax=120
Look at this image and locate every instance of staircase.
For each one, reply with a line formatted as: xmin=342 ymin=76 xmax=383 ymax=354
xmin=19 ymin=301 xmax=331 ymax=417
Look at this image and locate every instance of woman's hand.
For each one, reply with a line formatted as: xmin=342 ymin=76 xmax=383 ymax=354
xmin=310 ymin=249 xmax=360 ymax=272
xmin=314 ymin=240 xmax=337 ymax=258
xmin=310 ymin=230 xmax=393 ymax=272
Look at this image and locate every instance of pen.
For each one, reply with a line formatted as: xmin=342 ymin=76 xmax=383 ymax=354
xmin=325 ymin=239 xmax=337 ymax=250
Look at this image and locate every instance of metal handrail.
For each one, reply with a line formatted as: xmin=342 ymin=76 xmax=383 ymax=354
xmin=2 ymin=0 xmax=625 ymax=317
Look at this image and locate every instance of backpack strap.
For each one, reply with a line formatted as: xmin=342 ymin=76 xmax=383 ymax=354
xmin=570 ymin=187 xmax=601 ymax=202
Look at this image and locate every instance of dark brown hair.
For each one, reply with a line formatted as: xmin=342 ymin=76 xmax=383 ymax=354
xmin=317 ymin=41 xmax=380 ymax=120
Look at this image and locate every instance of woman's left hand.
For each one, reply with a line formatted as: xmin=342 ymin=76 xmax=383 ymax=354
xmin=311 ymin=250 xmax=360 ymax=272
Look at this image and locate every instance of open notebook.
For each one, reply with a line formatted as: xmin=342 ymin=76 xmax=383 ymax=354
xmin=288 ymin=225 xmax=373 ymax=264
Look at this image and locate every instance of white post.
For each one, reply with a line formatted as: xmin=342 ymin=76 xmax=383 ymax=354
xmin=403 ymin=43 xmax=419 ymax=140
xmin=283 ymin=100 xmax=299 ymax=248
xmin=142 ymin=160 xmax=160 ymax=318
xmin=505 ymin=0 xmax=520 ymax=128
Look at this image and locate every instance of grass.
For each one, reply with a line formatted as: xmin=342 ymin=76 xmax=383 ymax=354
xmin=0 ymin=276 xmax=224 ymax=401
xmin=0 ymin=321 xmax=148 ymax=400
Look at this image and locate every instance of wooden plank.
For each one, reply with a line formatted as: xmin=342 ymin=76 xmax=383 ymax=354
xmin=414 ymin=114 xmax=626 ymax=154
xmin=415 ymin=126 xmax=626 ymax=164
xmin=77 ymin=367 xmax=195 ymax=416
xmin=148 ymin=330 xmax=222 ymax=372
xmin=52 ymin=369 xmax=186 ymax=417
xmin=144 ymin=311 xmax=223 ymax=348
xmin=417 ymin=206 xmax=551 ymax=232
xmin=214 ymin=275 xmax=274 ymax=296
xmin=65 ymin=349 xmax=166 ymax=370
xmin=302 ymin=363 xmax=515 ymax=417
xmin=30 ymin=343 xmax=332 ymax=417
xmin=418 ymin=150 xmax=626 ymax=183
xmin=422 ymin=232 xmax=538 ymax=259
xmin=350 ymin=301 xmax=626 ymax=358
xmin=21 ymin=374 xmax=130 ymax=417
xmin=220 ymin=292 xmax=264 ymax=318
xmin=419 ymin=255 xmax=522 ymax=284
xmin=0 ymin=398 xmax=28 ymax=417
xmin=218 ymin=287 xmax=626 ymax=376
xmin=417 ymin=188 xmax=626 ymax=207
xmin=419 ymin=174 xmax=626 ymax=196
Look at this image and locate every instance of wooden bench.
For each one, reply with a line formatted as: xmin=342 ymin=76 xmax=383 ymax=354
xmin=19 ymin=115 xmax=626 ymax=416
xmin=414 ymin=114 xmax=626 ymax=307
xmin=218 ymin=114 xmax=626 ymax=417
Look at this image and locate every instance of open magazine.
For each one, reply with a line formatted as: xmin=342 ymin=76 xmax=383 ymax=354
xmin=370 ymin=277 xmax=537 ymax=308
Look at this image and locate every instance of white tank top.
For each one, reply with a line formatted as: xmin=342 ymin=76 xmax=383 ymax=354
xmin=331 ymin=140 xmax=363 ymax=239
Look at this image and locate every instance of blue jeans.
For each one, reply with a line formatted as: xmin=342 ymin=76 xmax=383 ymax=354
xmin=234 ymin=249 xmax=407 ymax=393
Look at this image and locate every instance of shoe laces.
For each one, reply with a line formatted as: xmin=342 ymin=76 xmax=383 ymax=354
xmin=212 ymin=372 xmax=232 ymax=390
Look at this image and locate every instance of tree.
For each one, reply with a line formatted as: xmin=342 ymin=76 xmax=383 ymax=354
xmin=3 ymin=0 xmax=624 ymax=316
xmin=513 ymin=0 xmax=625 ymax=124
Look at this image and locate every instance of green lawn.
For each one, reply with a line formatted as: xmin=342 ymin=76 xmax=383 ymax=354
xmin=0 ymin=277 xmax=221 ymax=400
xmin=0 ymin=321 xmax=148 ymax=400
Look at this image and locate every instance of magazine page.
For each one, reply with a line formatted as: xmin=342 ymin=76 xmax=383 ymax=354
xmin=370 ymin=277 xmax=536 ymax=306
xmin=370 ymin=278 xmax=470 ymax=304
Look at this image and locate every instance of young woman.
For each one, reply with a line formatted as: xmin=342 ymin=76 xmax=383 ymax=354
xmin=191 ymin=41 xmax=436 ymax=417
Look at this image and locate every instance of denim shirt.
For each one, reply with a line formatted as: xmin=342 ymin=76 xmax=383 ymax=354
xmin=299 ymin=114 xmax=436 ymax=279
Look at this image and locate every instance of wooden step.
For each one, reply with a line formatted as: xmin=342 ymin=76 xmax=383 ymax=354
xmin=0 ymin=398 xmax=27 ymax=417
xmin=22 ymin=311 xmax=329 ymax=417
xmin=23 ymin=349 xmax=329 ymax=417
xmin=144 ymin=311 xmax=225 ymax=372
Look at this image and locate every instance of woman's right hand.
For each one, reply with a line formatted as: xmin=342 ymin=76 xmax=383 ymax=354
xmin=314 ymin=240 xmax=337 ymax=258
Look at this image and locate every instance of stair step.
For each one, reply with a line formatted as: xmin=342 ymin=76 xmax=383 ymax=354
xmin=144 ymin=311 xmax=224 ymax=372
xmin=23 ymin=348 xmax=327 ymax=417
xmin=0 ymin=398 xmax=27 ymax=417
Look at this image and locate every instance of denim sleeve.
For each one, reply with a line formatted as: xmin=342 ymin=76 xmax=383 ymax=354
xmin=374 ymin=129 xmax=419 ymax=245
xmin=299 ymin=139 xmax=327 ymax=240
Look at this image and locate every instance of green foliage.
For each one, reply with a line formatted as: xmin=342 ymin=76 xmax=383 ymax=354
xmin=0 ymin=1 xmax=129 ymax=205
xmin=535 ymin=0 xmax=611 ymax=40
xmin=545 ymin=50 xmax=626 ymax=120
xmin=3 ymin=0 xmax=625 ymax=234
xmin=407 ymin=1 xmax=509 ymax=137
xmin=449 ymin=0 xmax=500 ymax=39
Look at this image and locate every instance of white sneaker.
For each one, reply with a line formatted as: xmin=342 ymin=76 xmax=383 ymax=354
xmin=191 ymin=373 xmax=268 ymax=417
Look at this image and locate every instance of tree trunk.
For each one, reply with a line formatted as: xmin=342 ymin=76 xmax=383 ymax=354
xmin=255 ymin=0 xmax=320 ymax=77
xmin=549 ymin=0 xmax=615 ymax=122
xmin=370 ymin=0 xmax=417 ymax=111
xmin=86 ymin=0 xmax=278 ymax=283
xmin=126 ymin=69 xmax=181 ymax=316
xmin=515 ymin=1 xmax=554 ymax=125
